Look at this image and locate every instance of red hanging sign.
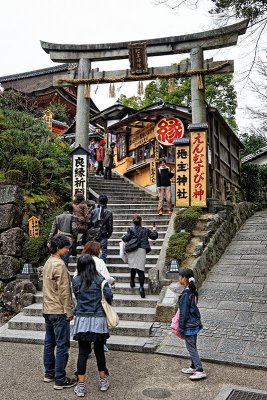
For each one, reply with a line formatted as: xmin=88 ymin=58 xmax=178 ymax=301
xmin=154 ymin=117 xmax=184 ymax=146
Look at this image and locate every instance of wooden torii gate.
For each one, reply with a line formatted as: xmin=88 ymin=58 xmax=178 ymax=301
xmin=41 ymin=20 xmax=248 ymax=150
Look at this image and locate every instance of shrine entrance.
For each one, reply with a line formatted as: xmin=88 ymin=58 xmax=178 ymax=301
xmin=40 ymin=20 xmax=248 ymax=205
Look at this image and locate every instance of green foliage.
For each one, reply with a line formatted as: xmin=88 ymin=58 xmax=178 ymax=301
xmin=21 ymin=208 xmax=61 ymax=267
xmin=241 ymin=163 xmax=267 ymax=202
xmin=4 ymin=169 xmax=23 ymax=185
xmin=49 ymin=102 xmax=70 ymax=123
xmin=174 ymin=207 xmax=202 ymax=232
xmin=119 ymin=72 xmax=237 ymax=129
xmin=239 ymin=132 xmax=267 ymax=158
xmin=12 ymin=155 xmax=43 ymax=189
xmin=210 ymin=0 xmax=267 ymax=23
xmin=166 ymin=232 xmax=191 ymax=267
xmin=0 ymin=95 xmax=72 ymax=197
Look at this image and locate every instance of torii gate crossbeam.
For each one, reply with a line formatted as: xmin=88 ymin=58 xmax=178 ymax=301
xmin=40 ymin=20 xmax=248 ymax=149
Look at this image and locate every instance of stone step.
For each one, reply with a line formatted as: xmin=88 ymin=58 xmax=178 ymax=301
xmin=105 ymin=254 xmax=158 ymax=264
xmin=111 ymin=232 xmax=166 ymax=239
xmin=34 ymin=292 xmax=159 ymax=307
xmin=97 ymin=193 xmax=156 ymax=200
xmin=68 ymin=271 xmax=149 ymax=284
xmin=105 ymin=199 xmax=159 ymax=204
xmin=110 ymin=225 xmax=169 ymax=232
xmin=8 ymin=314 xmax=153 ymax=337
xmin=108 ymin=238 xmax=164 ymax=246
xmin=0 ymin=324 xmax=155 ymax=352
xmin=109 ymin=209 xmax=161 ymax=215
xmin=102 ymin=246 xmax=162 ymax=256
xmin=109 ymin=204 xmax=158 ymax=209
xmin=68 ymin=263 xmax=152 ymax=273
xmin=113 ymin=213 xmax=168 ymax=219
xmin=112 ymin=219 xmax=169 ymax=226
xmin=23 ymin=303 xmax=155 ymax=322
xmin=89 ymin=185 xmax=144 ymax=193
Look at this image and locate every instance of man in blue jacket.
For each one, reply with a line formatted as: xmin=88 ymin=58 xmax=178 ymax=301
xmin=156 ymin=158 xmax=174 ymax=215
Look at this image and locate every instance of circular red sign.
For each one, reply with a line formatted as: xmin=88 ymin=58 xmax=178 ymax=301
xmin=154 ymin=117 xmax=184 ymax=146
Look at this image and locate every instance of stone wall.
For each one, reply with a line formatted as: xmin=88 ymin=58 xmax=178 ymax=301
xmin=190 ymin=202 xmax=257 ymax=287
xmin=155 ymin=201 xmax=257 ymax=322
xmin=0 ymin=185 xmax=25 ymax=282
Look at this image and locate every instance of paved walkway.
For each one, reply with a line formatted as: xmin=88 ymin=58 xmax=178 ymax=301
xmin=0 ymin=342 xmax=266 ymax=400
xmin=155 ymin=210 xmax=267 ymax=369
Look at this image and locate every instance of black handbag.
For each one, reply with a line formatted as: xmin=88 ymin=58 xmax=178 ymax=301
xmin=87 ymin=226 xmax=102 ymax=241
xmin=124 ymin=228 xmax=141 ymax=253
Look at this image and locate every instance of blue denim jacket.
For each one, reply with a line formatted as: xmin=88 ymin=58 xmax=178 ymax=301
xmin=72 ymin=274 xmax=113 ymax=317
xmin=178 ymin=288 xmax=202 ymax=334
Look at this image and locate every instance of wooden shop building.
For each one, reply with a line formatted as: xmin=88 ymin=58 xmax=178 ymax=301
xmin=91 ymin=101 xmax=243 ymax=205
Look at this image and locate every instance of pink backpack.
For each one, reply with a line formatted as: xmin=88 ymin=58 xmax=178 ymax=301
xmin=171 ymin=311 xmax=184 ymax=339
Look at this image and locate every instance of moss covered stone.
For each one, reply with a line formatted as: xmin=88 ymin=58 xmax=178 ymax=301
xmin=165 ymin=232 xmax=191 ymax=267
xmin=174 ymin=207 xmax=202 ymax=232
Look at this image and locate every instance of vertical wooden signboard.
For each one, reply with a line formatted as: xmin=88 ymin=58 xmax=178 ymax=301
xmin=174 ymin=138 xmax=190 ymax=207
xmin=70 ymin=145 xmax=89 ymax=200
xmin=150 ymin=160 xmax=156 ymax=184
xmin=190 ymin=126 xmax=207 ymax=207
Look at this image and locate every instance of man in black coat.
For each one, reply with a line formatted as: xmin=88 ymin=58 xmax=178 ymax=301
xmin=156 ymin=158 xmax=175 ymax=215
xmin=87 ymin=194 xmax=113 ymax=262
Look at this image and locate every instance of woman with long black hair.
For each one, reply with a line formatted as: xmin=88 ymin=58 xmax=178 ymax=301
xmin=72 ymin=254 xmax=113 ymax=397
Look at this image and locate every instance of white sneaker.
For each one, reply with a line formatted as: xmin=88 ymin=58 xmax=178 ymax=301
xmin=74 ymin=384 xmax=86 ymax=397
xmin=99 ymin=377 xmax=110 ymax=391
xmin=189 ymin=371 xmax=207 ymax=380
xmin=181 ymin=367 xmax=196 ymax=374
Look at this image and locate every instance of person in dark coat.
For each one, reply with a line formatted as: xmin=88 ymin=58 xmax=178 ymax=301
xmin=95 ymin=139 xmax=106 ymax=177
xmin=156 ymin=158 xmax=175 ymax=215
xmin=47 ymin=204 xmax=78 ymax=266
xmin=103 ymin=142 xmax=116 ymax=180
xmin=87 ymin=195 xmax=113 ymax=263
xmin=122 ymin=215 xmax=158 ymax=298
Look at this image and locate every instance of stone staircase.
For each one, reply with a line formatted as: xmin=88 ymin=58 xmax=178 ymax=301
xmin=0 ymin=171 xmax=171 ymax=352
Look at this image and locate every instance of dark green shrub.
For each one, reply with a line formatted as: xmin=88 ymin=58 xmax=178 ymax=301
xmin=12 ymin=155 xmax=43 ymax=188
xmin=5 ymin=169 xmax=23 ymax=185
xmin=174 ymin=207 xmax=202 ymax=232
xmin=241 ymin=163 xmax=267 ymax=203
xmin=166 ymin=232 xmax=191 ymax=268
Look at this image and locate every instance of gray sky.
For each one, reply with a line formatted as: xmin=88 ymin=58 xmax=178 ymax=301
xmin=0 ymin=0 xmax=263 ymax=131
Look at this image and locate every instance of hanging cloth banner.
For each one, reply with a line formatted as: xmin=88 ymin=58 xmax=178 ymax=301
xmin=190 ymin=129 xmax=207 ymax=207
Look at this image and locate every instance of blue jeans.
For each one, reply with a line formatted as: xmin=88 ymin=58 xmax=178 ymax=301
xmin=43 ymin=314 xmax=70 ymax=384
xmin=100 ymin=238 xmax=108 ymax=263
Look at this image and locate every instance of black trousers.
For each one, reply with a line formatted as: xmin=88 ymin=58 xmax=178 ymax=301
xmin=96 ymin=161 xmax=104 ymax=175
xmin=77 ymin=340 xmax=106 ymax=375
xmin=131 ymin=268 xmax=145 ymax=287
xmin=104 ymin=167 xmax=112 ymax=180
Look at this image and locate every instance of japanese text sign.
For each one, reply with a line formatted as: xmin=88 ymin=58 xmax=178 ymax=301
xmin=150 ymin=160 xmax=156 ymax=184
xmin=190 ymin=131 xmax=207 ymax=207
xmin=72 ymin=154 xmax=87 ymax=200
xmin=28 ymin=216 xmax=40 ymax=238
xmin=155 ymin=117 xmax=184 ymax=146
xmin=128 ymin=42 xmax=148 ymax=75
xmin=175 ymin=146 xmax=190 ymax=207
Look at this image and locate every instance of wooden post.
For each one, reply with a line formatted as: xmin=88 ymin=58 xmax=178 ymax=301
xmin=190 ymin=47 xmax=206 ymax=124
xmin=76 ymin=58 xmax=91 ymax=150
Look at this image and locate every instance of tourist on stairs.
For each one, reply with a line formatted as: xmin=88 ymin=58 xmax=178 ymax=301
xmin=122 ymin=215 xmax=158 ymax=298
xmin=156 ymin=158 xmax=175 ymax=215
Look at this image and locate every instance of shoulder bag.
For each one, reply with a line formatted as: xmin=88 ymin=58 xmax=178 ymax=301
xmin=124 ymin=227 xmax=142 ymax=253
xmin=101 ymin=280 xmax=119 ymax=329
